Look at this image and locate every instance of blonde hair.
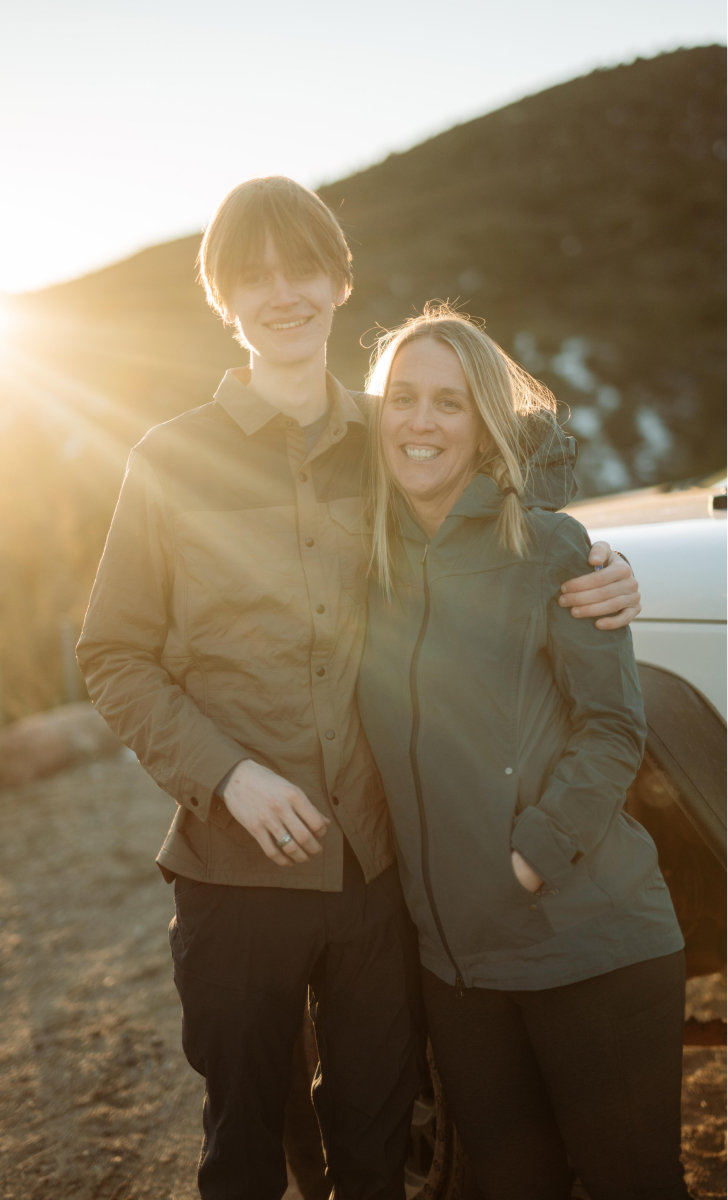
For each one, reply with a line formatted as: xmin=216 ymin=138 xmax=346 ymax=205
xmin=198 ymin=176 xmax=353 ymax=323
xmin=365 ymin=304 xmax=557 ymax=595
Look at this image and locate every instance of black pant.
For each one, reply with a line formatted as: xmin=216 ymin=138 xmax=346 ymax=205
xmin=421 ymin=952 xmax=688 ymax=1200
xmin=170 ymin=858 xmax=424 ymax=1200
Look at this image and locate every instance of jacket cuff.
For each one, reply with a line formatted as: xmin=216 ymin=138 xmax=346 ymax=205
xmin=215 ymin=761 xmax=245 ymax=798
xmin=182 ymin=739 xmax=249 ymax=823
xmin=510 ymin=806 xmax=578 ymax=889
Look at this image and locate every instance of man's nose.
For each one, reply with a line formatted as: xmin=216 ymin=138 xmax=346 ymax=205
xmin=269 ymin=272 xmax=299 ymax=306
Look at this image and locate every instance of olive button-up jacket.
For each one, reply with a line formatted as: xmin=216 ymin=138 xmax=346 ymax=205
xmin=77 ymin=370 xmax=394 ymax=889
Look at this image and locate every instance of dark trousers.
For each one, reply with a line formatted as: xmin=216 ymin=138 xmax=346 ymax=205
xmin=422 ymin=951 xmax=688 ymax=1200
xmin=170 ymin=856 xmax=424 ymax=1200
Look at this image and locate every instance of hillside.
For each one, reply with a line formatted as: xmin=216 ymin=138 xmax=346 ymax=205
xmin=0 ymin=45 xmax=725 ymax=719
xmin=321 ymin=45 xmax=726 ymax=493
xmin=12 ymin=45 xmax=726 ymax=487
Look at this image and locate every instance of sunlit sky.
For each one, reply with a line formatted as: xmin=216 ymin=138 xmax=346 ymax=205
xmin=1 ymin=0 xmax=725 ymax=295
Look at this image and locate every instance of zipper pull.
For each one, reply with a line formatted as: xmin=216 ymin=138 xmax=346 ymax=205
xmin=455 ymin=973 xmax=465 ymax=999
xmin=421 ymin=544 xmax=428 ymax=565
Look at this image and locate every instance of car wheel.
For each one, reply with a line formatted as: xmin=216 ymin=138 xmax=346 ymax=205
xmin=405 ymin=1041 xmax=468 ymax=1199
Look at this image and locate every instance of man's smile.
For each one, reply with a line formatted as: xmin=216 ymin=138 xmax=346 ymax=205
xmin=267 ymin=317 xmax=312 ymax=331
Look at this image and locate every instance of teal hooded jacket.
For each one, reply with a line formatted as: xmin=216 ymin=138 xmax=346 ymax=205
xmin=357 ymin=428 xmax=683 ymax=990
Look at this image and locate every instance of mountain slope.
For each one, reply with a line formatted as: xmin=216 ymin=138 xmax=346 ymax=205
xmin=318 ymin=44 xmax=726 ymax=490
xmin=0 ymin=45 xmax=725 ymax=720
xmin=15 ymin=43 xmax=726 ymax=492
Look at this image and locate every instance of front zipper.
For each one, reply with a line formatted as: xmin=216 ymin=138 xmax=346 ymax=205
xmin=408 ymin=543 xmax=466 ymax=999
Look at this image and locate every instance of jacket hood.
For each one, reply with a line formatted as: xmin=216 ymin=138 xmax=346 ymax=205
xmin=448 ymin=415 xmax=578 ymax=522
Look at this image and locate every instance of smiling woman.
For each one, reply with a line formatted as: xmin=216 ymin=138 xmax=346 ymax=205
xmin=379 ymin=338 xmax=486 ymax=539
xmin=365 ymin=303 xmax=559 ymax=593
xmin=357 ymin=306 xmax=689 ymax=1199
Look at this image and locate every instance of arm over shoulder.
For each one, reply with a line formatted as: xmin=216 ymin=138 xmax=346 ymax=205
xmin=76 ymin=450 xmax=245 ymax=822
xmin=510 ymin=514 xmax=647 ymax=888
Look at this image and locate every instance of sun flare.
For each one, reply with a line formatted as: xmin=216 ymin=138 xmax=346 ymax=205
xmin=0 ymin=299 xmax=18 ymax=352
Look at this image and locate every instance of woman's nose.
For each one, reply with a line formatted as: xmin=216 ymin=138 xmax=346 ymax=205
xmin=408 ymin=403 xmax=438 ymax=431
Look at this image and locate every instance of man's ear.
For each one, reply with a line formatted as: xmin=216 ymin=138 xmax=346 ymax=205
xmin=332 ymin=282 xmax=347 ymax=308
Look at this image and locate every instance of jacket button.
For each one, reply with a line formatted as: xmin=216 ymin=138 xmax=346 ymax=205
xmin=325 ymin=729 xmax=335 ymax=740
xmin=305 ymin=537 xmax=314 ymax=547
xmin=529 ymin=903 xmax=538 ymax=912
xmin=316 ymin=667 xmax=325 ymax=677
xmin=316 ymin=604 xmax=325 ymax=614
xmin=212 ymin=801 xmax=221 ymax=811
xmin=190 ymin=797 xmax=199 ymax=807
xmin=332 ymin=796 xmax=340 ymax=806
xmin=505 ymin=767 xmax=513 ymax=775
xmin=299 ymin=472 xmax=308 ymax=482
xmin=333 ymin=427 xmax=341 ymax=436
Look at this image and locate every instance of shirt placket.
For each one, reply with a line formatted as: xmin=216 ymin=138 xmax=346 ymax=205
xmin=284 ymin=414 xmax=347 ymax=808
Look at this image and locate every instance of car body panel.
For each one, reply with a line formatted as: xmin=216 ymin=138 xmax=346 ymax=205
xmin=565 ymin=490 xmax=727 ymax=720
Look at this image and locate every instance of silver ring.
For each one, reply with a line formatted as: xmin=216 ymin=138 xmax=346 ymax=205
xmin=275 ymin=832 xmax=293 ymax=849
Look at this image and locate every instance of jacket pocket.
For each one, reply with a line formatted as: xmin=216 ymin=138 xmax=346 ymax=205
xmin=590 ymin=813 xmax=660 ymax=907
xmin=174 ymin=875 xmax=206 ymax=898
xmin=538 ymin=866 xmax=613 ymax=935
xmin=463 ymin=833 xmax=555 ymax=952
xmin=328 ymin=497 xmax=370 ymax=604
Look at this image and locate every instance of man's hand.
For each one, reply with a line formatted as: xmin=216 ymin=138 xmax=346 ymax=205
xmin=559 ymin=541 xmax=642 ymax=629
xmin=222 ymin=759 xmax=329 ymax=867
xmin=511 ymin=850 xmax=543 ymax=894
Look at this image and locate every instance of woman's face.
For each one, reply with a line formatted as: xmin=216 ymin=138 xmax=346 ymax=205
xmin=381 ymin=338 xmax=485 ymax=513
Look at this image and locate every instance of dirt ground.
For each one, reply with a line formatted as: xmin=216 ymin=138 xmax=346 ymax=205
xmin=0 ymin=754 xmax=725 ymax=1200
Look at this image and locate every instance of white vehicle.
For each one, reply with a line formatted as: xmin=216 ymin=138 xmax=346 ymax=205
xmin=565 ymin=475 xmax=727 ymax=984
xmin=568 ymin=475 xmax=727 ymax=722
xmin=570 ymin=477 xmax=728 ymax=993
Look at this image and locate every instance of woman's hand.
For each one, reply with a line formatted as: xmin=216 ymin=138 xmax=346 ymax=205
xmin=558 ymin=542 xmax=641 ymax=630
xmin=511 ymin=850 xmax=543 ymax=894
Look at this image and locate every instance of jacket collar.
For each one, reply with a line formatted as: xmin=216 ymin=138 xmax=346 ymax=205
xmin=213 ymin=367 xmax=366 ymax=437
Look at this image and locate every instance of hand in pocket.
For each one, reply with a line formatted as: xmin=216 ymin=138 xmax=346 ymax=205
xmin=511 ymin=850 xmax=543 ymax=894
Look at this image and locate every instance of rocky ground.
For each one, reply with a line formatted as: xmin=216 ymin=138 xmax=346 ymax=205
xmin=0 ymin=755 xmax=724 ymax=1199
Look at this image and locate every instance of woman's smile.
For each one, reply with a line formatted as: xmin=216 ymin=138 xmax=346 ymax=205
xmin=402 ymin=444 xmax=444 ymax=461
xmin=381 ymin=337 xmax=485 ymax=536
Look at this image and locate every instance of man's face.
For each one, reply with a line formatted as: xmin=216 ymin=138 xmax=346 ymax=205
xmin=231 ymin=236 xmax=345 ymax=368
